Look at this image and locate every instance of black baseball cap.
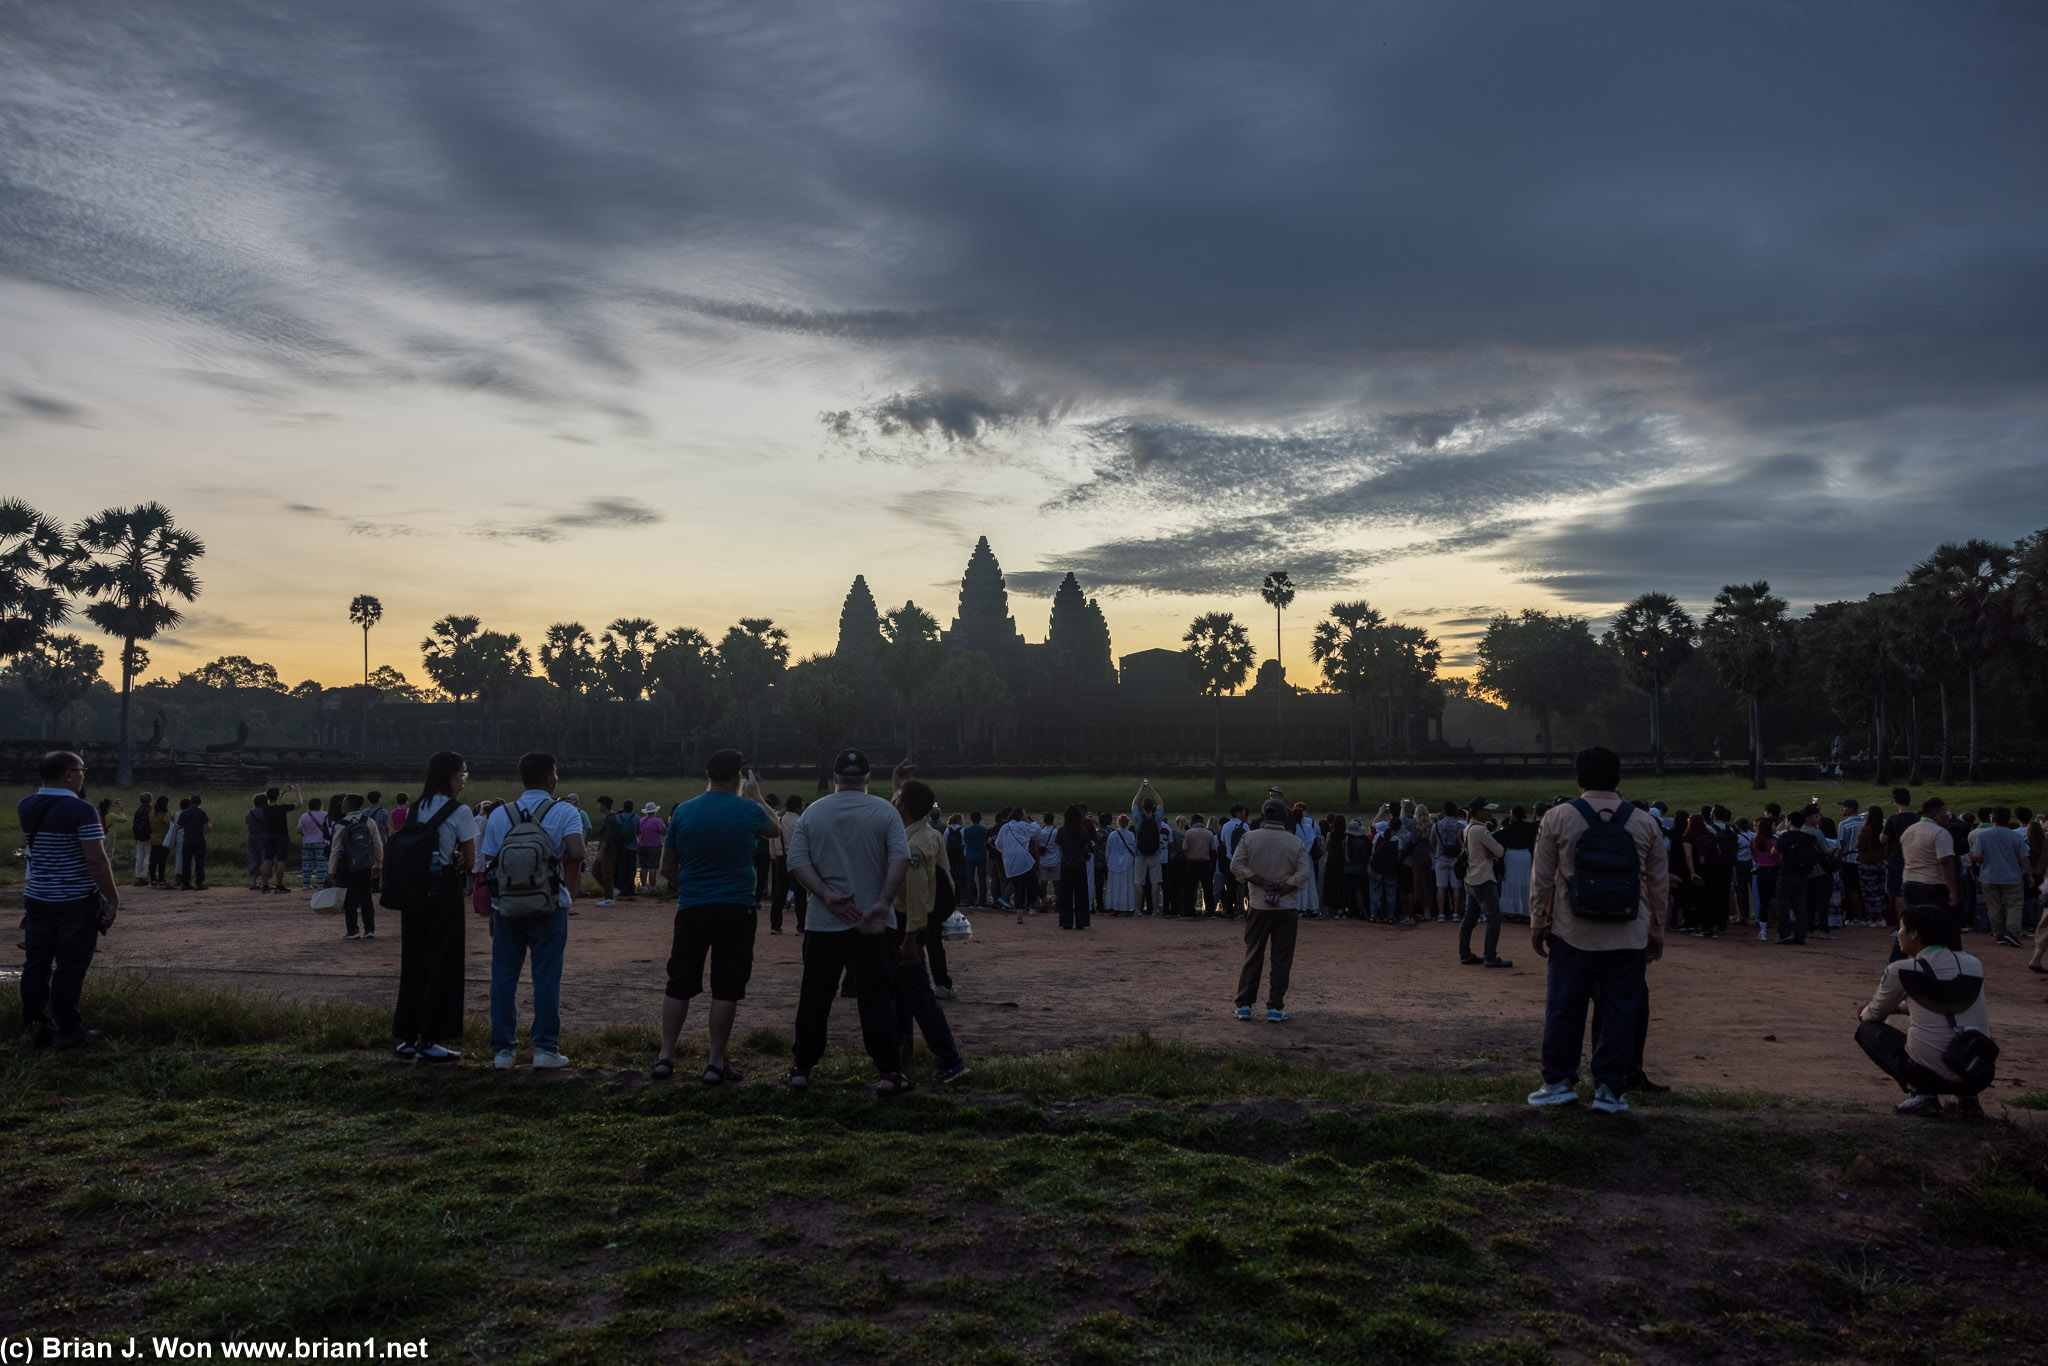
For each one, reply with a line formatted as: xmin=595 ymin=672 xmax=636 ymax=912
xmin=833 ymin=749 xmax=872 ymax=778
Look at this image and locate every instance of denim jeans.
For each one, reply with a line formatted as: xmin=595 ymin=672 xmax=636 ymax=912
xmin=1540 ymin=937 xmax=1646 ymax=1093
xmin=964 ymin=858 xmax=987 ymax=906
xmin=1369 ymin=870 xmax=1399 ymax=921
xmin=1459 ymin=880 xmax=1502 ymax=960
xmin=490 ymin=905 xmax=568 ymax=1052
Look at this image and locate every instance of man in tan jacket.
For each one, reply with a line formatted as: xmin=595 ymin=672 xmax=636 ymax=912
xmin=1527 ymin=748 xmax=1668 ymax=1115
xmin=1230 ymin=799 xmax=1311 ymax=1022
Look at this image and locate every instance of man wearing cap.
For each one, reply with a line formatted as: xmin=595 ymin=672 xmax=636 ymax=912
xmin=1460 ymin=800 xmax=1512 ymax=968
xmin=654 ymin=749 xmax=779 ymax=1085
xmin=1228 ymin=798 xmax=1312 ymax=1022
xmin=1835 ymin=798 xmax=1867 ymax=925
xmin=785 ymin=749 xmax=915 ymax=1093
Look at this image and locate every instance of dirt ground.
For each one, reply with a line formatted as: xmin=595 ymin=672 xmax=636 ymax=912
xmin=67 ymin=884 xmax=2048 ymax=1108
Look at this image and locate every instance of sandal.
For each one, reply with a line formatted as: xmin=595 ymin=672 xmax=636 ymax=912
xmin=651 ymin=1056 xmax=674 ymax=1081
xmin=784 ymin=1068 xmax=811 ymax=1090
xmin=874 ymin=1071 xmax=916 ymax=1096
xmin=701 ymin=1061 xmax=744 ymax=1087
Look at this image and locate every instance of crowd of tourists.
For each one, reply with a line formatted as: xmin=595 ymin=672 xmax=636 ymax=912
xmin=16 ymin=746 xmax=2023 ymax=1116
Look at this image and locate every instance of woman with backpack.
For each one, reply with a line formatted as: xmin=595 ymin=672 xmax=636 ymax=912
xmin=388 ymin=751 xmax=478 ymax=1061
xmin=327 ymin=795 xmax=384 ymax=939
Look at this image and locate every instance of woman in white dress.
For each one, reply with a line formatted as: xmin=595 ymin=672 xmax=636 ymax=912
xmin=1103 ymin=814 xmax=1138 ymax=915
xmin=1292 ymin=805 xmax=1322 ymax=914
xmin=1497 ymin=805 xmax=1537 ymax=921
xmin=1035 ymin=812 xmax=1063 ymax=913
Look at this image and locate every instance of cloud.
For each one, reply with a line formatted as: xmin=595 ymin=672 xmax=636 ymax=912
xmin=470 ymin=496 xmax=664 ymax=542
xmin=345 ymin=519 xmax=412 ymax=538
xmin=11 ymin=392 xmax=85 ymax=422
xmin=0 ymin=0 xmax=2042 ymax=613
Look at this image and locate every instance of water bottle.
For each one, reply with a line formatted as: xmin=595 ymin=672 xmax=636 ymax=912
xmin=430 ymin=850 xmax=446 ymax=875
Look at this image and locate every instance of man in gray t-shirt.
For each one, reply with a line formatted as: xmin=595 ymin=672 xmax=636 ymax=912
xmin=1970 ymin=810 xmax=2029 ymax=946
xmin=786 ymin=749 xmax=912 ymax=1091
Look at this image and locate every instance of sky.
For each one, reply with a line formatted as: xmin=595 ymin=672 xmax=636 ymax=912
xmin=3 ymin=1 xmax=2045 ymax=689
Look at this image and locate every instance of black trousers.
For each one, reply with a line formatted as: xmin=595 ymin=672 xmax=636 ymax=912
xmin=1701 ymin=869 xmax=1731 ymax=934
xmin=1187 ymin=858 xmax=1217 ymax=915
xmin=1856 ymin=1018 xmax=1981 ymax=1097
xmin=148 ymin=843 xmax=170 ymax=884
xmin=891 ymin=926 xmax=961 ymax=1070
xmin=793 ymin=929 xmax=901 ymax=1075
xmin=21 ymin=895 xmax=100 ymax=1035
xmin=341 ymin=871 xmax=376 ymax=935
xmin=753 ymin=846 xmax=771 ymax=903
xmin=1778 ymin=873 xmax=1822 ymax=943
xmin=393 ymin=885 xmax=466 ymax=1044
xmin=178 ymin=840 xmax=208 ymax=889
xmin=923 ymin=872 xmax=955 ymax=988
xmin=1058 ymin=861 xmax=1092 ymax=929
xmin=769 ymin=857 xmax=790 ymax=932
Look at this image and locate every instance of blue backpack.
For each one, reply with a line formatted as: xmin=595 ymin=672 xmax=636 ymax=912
xmin=1567 ymin=799 xmax=1642 ymax=921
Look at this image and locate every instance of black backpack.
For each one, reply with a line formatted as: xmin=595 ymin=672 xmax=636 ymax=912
xmin=1370 ymin=830 xmax=1403 ymax=875
xmin=946 ymin=826 xmax=964 ymax=861
xmin=1346 ymin=832 xmax=1371 ymax=866
xmin=379 ymin=800 xmax=460 ymax=911
xmin=1566 ymin=799 xmax=1642 ymax=921
xmin=340 ymin=813 xmax=379 ymax=873
xmin=1900 ymin=965 xmax=1999 ymax=1093
xmin=1712 ymin=824 xmax=1739 ymax=869
xmin=1780 ymin=829 xmax=1820 ymax=877
xmin=1135 ymin=813 xmax=1161 ymax=856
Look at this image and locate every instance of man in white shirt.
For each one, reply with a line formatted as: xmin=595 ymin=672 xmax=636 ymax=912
xmin=774 ymin=794 xmax=806 ymax=934
xmin=478 ymin=751 xmax=587 ymax=1070
xmin=1857 ymin=902 xmax=1993 ymax=1117
xmin=786 ymin=750 xmax=912 ymax=1092
xmin=994 ymin=810 xmax=1041 ymax=920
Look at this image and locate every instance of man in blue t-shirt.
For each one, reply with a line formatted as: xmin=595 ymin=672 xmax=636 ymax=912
xmin=960 ymin=813 xmax=990 ymax=907
xmin=18 ymin=750 xmax=120 ymax=1048
xmin=654 ymin=748 xmax=778 ymax=1085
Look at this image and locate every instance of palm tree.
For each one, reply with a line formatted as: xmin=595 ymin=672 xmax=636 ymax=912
xmin=1907 ymin=539 xmax=2016 ymax=783
xmin=1310 ymin=600 xmax=1385 ymax=803
xmin=2013 ymin=528 xmax=2048 ymax=649
xmin=14 ymin=634 xmax=104 ymax=738
xmin=540 ymin=622 xmax=598 ymax=753
xmin=600 ymin=617 xmax=656 ymax=776
xmin=1825 ymin=597 xmax=1896 ymax=784
xmin=783 ymin=654 xmax=865 ymax=791
xmin=75 ymin=502 xmax=205 ymax=787
xmin=877 ymin=601 xmax=944 ymax=761
xmin=0 ymin=498 xmax=80 ymax=662
xmin=1604 ymin=592 xmax=1698 ymax=777
xmin=651 ymin=626 xmax=719 ymax=765
xmin=715 ymin=618 xmax=790 ymax=761
xmin=419 ymin=614 xmax=485 ymax=747
xmin=347 ymin=594 xmax=383 ymax=755
xmin=1385 ymin=622 xmax=1443 ymax=749
xmin=1700 ymin=581 xmax=1795 ymax=790
xmin=1184 ymin=611 xmax=1255 ymax=797
xmin=1259 ymin=570 xmax=1295 ymax=754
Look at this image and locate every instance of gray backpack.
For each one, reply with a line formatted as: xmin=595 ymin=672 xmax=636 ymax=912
xmin=493 ymin=799 xmax=561 ymax=917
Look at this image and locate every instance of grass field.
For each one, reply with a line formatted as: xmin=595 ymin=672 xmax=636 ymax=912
xmin=12 ymin=770 xmax=2047 ymax=889
xmin=5 ymin=978 xmax=2046 ymax=1362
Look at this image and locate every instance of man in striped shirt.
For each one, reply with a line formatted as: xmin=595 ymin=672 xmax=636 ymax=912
xmin=19 ymin=750 xmax=120 ymax=1049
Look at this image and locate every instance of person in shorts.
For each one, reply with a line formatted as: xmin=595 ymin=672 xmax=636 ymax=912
xmin=654 ymin=748 xmax=778 ymax=1085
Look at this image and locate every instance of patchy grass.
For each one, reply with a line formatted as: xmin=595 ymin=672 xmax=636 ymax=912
xmin=4 ymin=980 xmax=2046 ymax=1361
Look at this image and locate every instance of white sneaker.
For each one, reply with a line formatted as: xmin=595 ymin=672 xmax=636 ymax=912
xmin=596 ymin=898 xmax=614 ymax=907
xmin=493 ymin=1049 xmax=515 ymax=1070
xmin=1591 ymin=1083 xmax=1630 ymax=1115
xmin=1527 ymin=1080 xmax=1579 ymax=1107
xmin=532 ymin=1049 xmax=570 ymax=1069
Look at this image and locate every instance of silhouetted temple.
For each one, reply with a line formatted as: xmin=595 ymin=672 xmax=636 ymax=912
xmin=944 ymin=536 xmax=1030 ymax=667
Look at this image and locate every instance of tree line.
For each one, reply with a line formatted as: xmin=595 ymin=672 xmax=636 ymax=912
xmin=7 ymin=496 xmax=2043 ymax=791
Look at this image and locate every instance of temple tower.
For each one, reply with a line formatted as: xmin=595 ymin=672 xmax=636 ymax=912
xmin=1045 ymin=572 xmax=1115 ymax=690
xmin=835 ymin=575 xmax=882 ymax=679
xmin=944 ymin=537 xmax=1027 ymax=665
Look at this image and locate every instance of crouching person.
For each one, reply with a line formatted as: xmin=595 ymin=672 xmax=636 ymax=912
xmin=1856 ymin=902 xmax=1997 ymax=1118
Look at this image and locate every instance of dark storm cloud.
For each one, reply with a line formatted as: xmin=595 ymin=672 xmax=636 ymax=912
xmin=2 ymin=0 xmax=2043 ymax=598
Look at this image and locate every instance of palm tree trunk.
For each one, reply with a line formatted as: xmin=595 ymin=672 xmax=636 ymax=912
xmin=115 ymin=639 xmax=136 ymax=788
xmin=1652 ymin=673 xmax=1665 ymax=777
xmin=1874 ymin=695 xmax=1890 ymax=786
xmin=1966 ymin=663 xmax=1980 ymax=784
xmin=1346 ymin=700 xmax=1359 ymax=805
xmin=1213 ymin=695 xmax=1227 ymax=797
xmin=625 ymin=700 xmax=636 ymax=778
xmin=1274 ymin=606 xmax=1283 ymax=761
xmin=1748 ymin=693 xmax=1766 ymax=790
xmin=1908 ymin=693 xmax=1923 ymax=784
xmin=1937 ymin=680 xmax=1952 ymax=786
